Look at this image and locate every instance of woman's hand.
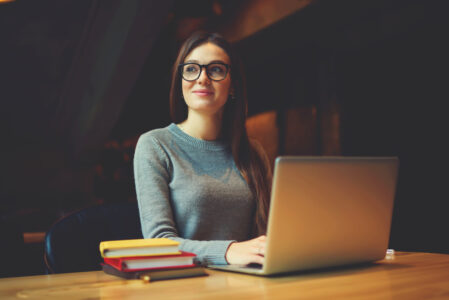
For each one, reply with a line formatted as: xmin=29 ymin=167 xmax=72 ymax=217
xmin=225 ymin=235 xmax=266 ymax=265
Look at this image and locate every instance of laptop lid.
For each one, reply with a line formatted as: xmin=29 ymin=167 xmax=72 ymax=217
xmin=262 ymin=156 xmax=398 ymax=275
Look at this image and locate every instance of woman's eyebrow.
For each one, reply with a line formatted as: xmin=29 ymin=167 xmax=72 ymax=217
xmin=184 ymin=59 xmax=228 ymax=64
xmin=209 ymin=60 xmax=228 ymax=64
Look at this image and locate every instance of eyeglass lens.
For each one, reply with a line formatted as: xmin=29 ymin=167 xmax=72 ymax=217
xmin=181 ymin=63 xmax=228 ymax=81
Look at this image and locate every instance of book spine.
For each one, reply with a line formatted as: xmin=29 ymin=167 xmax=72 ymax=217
xmin=123 ymin=264 xmax=197 ymax=272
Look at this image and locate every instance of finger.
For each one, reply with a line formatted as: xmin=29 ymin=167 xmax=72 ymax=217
xmin=257 ymin=240 xmax=267 ymax=254
xmin=252 ymin=245 xmax=261 ymax=255
xmin=252 ymin=244 xmax=265 ymax=256
xmin=251 ymin=254 xmax=264 ymax=265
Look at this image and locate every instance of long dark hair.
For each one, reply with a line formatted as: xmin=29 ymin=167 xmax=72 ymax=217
xmin=169 ymin=31 xmax=271 ymax=235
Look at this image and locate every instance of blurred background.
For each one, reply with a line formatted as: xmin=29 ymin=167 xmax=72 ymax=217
xmin=1 ymin=0 xmax=448 ymax=277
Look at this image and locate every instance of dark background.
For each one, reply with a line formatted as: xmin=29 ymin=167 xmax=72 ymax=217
xmin=1 ymin=0 xmax=448 ymax=277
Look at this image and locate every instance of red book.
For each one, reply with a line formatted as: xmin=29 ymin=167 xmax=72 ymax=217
xmin=103 ymin=251 xmax=197 ymax=272
xmin=101 ymin=263 xmax=207 ymax=281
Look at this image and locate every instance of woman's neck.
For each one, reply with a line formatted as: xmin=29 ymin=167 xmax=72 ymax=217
xmin=179 ymin=111 xmax=223 ymax=141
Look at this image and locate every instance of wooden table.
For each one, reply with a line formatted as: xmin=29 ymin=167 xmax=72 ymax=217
xmin=1 ymin=252 xmax=449 ymax=299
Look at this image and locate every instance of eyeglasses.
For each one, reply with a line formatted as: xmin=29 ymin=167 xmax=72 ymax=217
xmin=178 ymin=62 xmax=230 ymax=82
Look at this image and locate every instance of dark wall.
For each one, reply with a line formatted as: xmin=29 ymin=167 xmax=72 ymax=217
xmin=336 ymin=9 xmax=448 ymax=253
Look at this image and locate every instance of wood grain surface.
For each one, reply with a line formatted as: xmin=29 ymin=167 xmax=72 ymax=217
xmin=1 ymin=252 xmax=449 ymax=299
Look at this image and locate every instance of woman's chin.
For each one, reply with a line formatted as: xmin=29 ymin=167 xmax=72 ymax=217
xmin=188 ymin=104 xmax=225 ymax=116
xmin=187 ymin=99 xmax=226 ymax=112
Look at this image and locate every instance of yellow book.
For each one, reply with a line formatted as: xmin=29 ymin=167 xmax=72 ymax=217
xmin=100 ymin=238 xmax=181 ymax=258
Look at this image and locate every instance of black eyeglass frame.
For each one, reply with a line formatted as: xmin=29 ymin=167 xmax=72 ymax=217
xmin=178 ymin=62 xmax=231 ymax=82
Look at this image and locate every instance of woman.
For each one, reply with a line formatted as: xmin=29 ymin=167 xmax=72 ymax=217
xmin=134 ymin=31 xmax=271 ymax=266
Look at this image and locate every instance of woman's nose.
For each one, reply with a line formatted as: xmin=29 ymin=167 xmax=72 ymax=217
xmin=197 ymin=67 xmax=211 ymax=85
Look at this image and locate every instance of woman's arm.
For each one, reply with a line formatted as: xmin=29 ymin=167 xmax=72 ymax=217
xmin=133 ymin=133 xmax=235 ymax=265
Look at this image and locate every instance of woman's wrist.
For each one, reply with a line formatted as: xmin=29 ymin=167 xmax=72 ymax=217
xmin=225 ymin=241 xmax=236 ymax=264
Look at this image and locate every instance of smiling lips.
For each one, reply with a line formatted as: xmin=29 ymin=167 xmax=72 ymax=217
xmin=193 ymin=89 xmax=214 ymax=96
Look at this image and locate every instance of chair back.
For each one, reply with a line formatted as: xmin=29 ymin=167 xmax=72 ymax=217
xmin=44 ymin=202 xmax=142 ymax=273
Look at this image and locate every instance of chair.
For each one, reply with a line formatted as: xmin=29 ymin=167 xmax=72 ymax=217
xmin=44 ymin=202 xmax=142 ymax=273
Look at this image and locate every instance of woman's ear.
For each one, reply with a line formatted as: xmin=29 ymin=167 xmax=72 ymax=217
xmin=229 ymin=87 xmax=236 ymax=100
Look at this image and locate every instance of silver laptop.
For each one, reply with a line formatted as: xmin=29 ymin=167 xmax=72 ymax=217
xmin=208 ymin=156 xmax=399 ymax=275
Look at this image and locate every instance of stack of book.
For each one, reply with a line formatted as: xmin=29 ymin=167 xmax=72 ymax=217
xmin=99 ymin=238 xmax=207 ymax=281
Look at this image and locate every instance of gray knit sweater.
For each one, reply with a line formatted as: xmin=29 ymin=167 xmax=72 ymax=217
xmin=133 ymin=123 xmax=256 ymax=265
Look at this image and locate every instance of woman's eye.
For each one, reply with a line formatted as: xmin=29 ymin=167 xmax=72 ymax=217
xmin=185 ymin=66 xmax=198 ymax=73
xmin=210 ymin=66 xmax=225 ymax=74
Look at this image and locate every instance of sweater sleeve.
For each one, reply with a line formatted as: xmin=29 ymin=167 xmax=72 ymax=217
xmin=133 ymin=133 xmax=234 ymax=265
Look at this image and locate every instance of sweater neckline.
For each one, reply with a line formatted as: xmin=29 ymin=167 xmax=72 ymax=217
xmin=168 ymin=123 xmax=229 ymax=151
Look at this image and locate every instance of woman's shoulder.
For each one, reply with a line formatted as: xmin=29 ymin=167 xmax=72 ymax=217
xmin=138 ymin=124 xmax=174 ymax=144
xmin=135 ymin=124 xmax=176 ymax=154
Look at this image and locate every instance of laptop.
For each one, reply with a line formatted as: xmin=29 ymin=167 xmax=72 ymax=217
xmin=208 ymin=156 xmax=399 ymax=275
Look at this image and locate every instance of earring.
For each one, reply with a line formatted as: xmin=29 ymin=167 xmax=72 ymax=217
xmin=229 ymin=93 xmax=236 ymax=100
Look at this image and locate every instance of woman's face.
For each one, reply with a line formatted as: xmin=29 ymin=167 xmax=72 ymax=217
xmin=181 ymin=42 xmax=232 ymax=118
